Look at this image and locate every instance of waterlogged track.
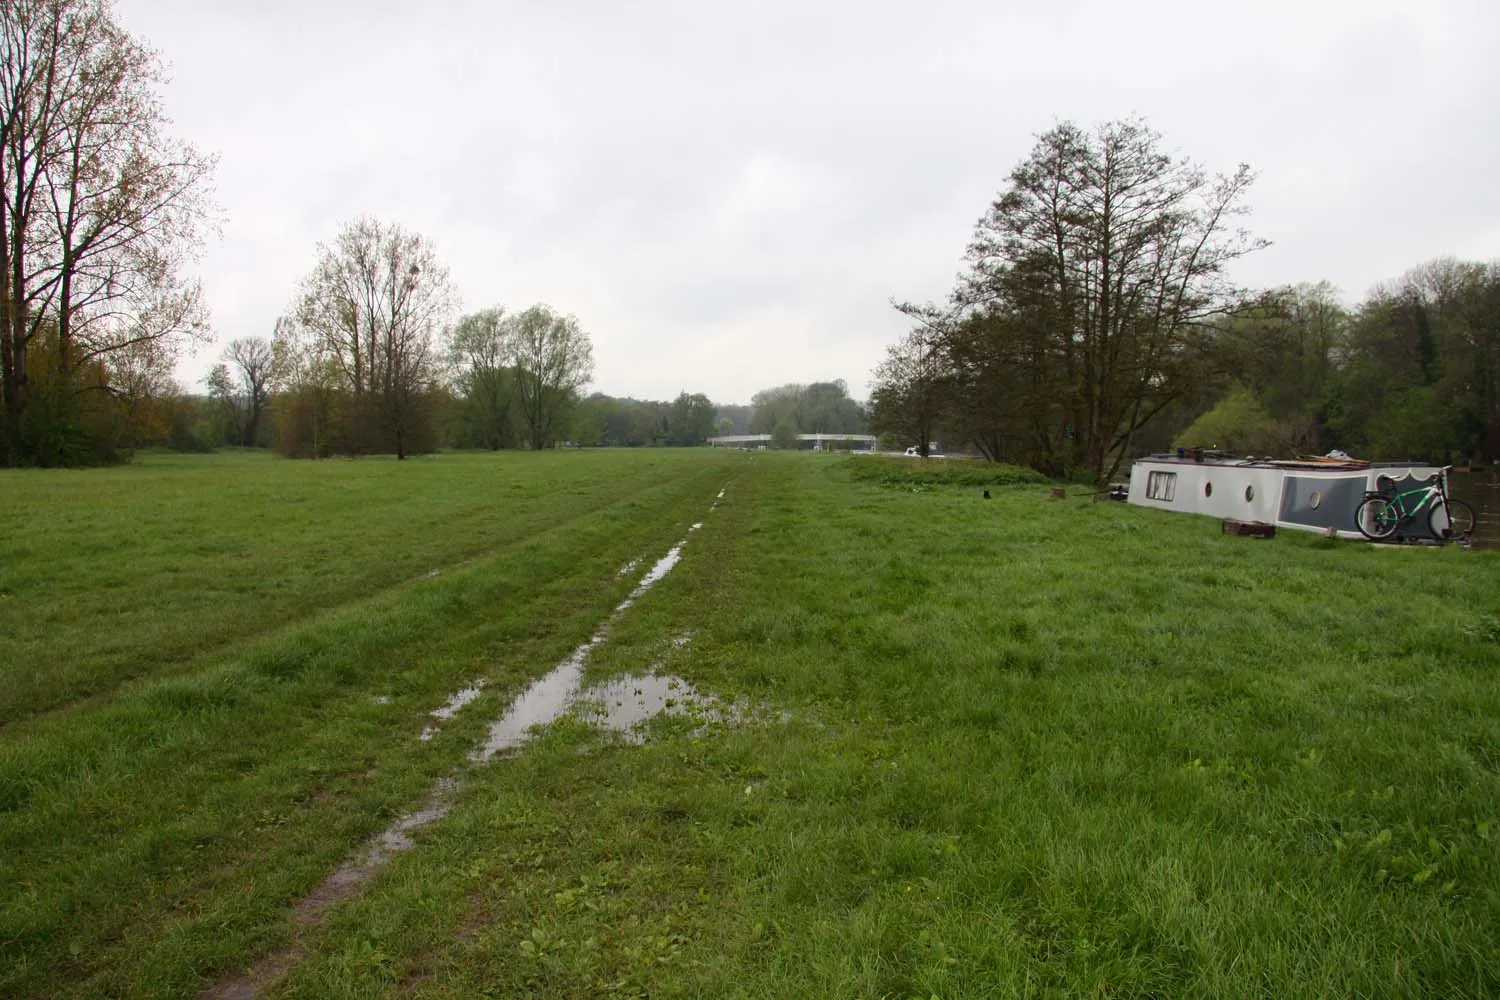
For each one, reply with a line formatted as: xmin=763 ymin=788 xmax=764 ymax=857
xmin=0 ymin=452 xmax=743 ymax=1000
xmin=204 ymin=497 xmax=727 ymax=1000
xmin=0 ymin=450 xmax=729 ymax=727
xmin=473 ymin=525 xmax=699 ymax=763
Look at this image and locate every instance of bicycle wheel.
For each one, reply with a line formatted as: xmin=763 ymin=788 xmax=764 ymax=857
xmin=1429 ymin=498 xmax=1476 ymax=539
xmin=1356 ymin=497 xmax=1400 ymax=540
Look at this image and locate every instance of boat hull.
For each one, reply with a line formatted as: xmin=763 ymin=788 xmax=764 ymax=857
xmin=1126 ymin=458 xmax=1446 ymax=540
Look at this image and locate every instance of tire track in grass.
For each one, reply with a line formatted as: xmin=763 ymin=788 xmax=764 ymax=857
xmin=201 ymin=489 xmax=728 ymax=1000
xmin=0 ymin=473 xmax=731 ymax=1000
xmin=4 ymin=466 xmax=719 ymax=734
xmin=1 ymin=462 xmax=729 ymax=731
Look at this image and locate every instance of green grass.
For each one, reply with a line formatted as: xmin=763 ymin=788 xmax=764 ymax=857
xmin=845 ymin=454 xmax=1048 ymax=489
xmin=3 ymin=450 xmax=1498 ymax=998
xmin=0 ymin=449 xmax=729 ymax=724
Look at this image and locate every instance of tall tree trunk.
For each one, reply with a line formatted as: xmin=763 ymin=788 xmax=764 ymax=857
xmin=4 ymin=196 xmax=27 ymax=464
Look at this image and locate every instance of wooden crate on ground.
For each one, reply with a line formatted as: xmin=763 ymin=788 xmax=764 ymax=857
xmin=1221 ymin=519 xmax=1275 ymax=538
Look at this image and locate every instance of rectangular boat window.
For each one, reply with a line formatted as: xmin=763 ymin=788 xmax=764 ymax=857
xmin=1146 ymin=470 xmax=1176 ymax=501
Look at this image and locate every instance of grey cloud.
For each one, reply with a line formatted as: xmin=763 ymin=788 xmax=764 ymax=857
xmin=115 ymin=0 xmax=1499 ymax=403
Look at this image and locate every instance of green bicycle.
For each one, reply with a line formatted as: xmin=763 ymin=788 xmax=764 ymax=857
xmin=1355 ymin=466 xmax=1476 ymax=541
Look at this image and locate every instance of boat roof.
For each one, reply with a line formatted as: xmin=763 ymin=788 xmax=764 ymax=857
xmin=1132 ymin=452 xmax=1438 ymax=472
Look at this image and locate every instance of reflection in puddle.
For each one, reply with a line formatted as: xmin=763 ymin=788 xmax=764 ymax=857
xmin=628 ymin=541 xmax=685 ymax=598
xmin=418 ymin=680 xmax=487 ymax=740
xmin=574 ymin=674 xmax=732 ymax=744
xmin=473 ymin=534 xmax=692 ymax=761
xmin=470 ymin=642 xmax=594 ymax=762
xmin=431 ymin=681 xmax=485 ymax=721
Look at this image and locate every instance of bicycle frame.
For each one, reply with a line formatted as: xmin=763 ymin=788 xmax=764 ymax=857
xmin=1369 ymin=465 xmax=1454 ymax=526
xmin=1381 ymin=481 xmax=1444 ymax=523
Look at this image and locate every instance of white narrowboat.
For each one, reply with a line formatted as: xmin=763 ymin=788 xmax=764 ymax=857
xmin=1126 ymin=451 xmax=1448 ymax=540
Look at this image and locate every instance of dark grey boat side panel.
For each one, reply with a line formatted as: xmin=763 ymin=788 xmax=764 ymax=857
xmin=1278 ymin=475 xmax=1366 ymax=531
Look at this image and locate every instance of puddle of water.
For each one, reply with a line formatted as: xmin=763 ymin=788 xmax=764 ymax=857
xmin=367 ymin=777 xmax=456 ymax=861
xmin=629 ymin=541 xmax=686 ymax=597
xmin=615 ymin=558 xmax=640 ymax=578
xmin=419 ymin=680 xmax=488 ymax=741
xmin=470 ymin=646 xmax=592 ymax=763
xmin=429 ymin=681 xmax=486 ymax=721
xmin=574 ymin=674 xmax=731 ymax=743
xmin=473 ymin=534 xmax=695 ymax=761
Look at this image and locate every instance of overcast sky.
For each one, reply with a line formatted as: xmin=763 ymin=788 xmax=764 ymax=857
xmin=115 ymin=0 xmax=1499 ymax=404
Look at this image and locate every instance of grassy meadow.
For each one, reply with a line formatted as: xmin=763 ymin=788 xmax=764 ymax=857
xmin=2 ymin=449 xmax=1498 ymax=998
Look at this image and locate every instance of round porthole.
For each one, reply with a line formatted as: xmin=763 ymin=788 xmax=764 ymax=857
xmin=1204 ymin=481 xmax=1213 ymax=497
xmin=1245 ymin=485 xmax=1255 ymax=502
xmin=1309 ymin=490 xmax=1322 ymax=509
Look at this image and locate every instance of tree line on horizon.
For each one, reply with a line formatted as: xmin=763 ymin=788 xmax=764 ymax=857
xmin=197 ymin=332 xmax=869 ymax=456
xmin=871 ymin=117 xmax=1499 ymax=482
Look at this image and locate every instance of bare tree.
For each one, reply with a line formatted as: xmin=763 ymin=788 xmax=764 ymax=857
xmin=960 ymin=118 xmax=1266 ymax=481
xmin=108 ymin=332 xmax=178 ymax=447
xmin=269 ymin=314 xmax=339 ymax=458
xmin=871 ymin=304 xmax=950 ymax=457
xmin=292 ymin=218 xmax=453 ymax=458
xmin=1 ymin=0 xmax=215 ymax=464
xmin=504 ymin=304 xmax=594 ymax=450
xmin=218 ymin=337 xmax=274 ymax=446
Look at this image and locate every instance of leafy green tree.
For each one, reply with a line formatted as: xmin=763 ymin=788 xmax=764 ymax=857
xmin=1173 ymin=385 xmax=1283 ymax=455
xmin=503 ymin=305 xmax=594 ymax=450
xmin=447 ymin=307 xmax=518 ymax=449
xmin=751 ymin=381 xmax=867 ymax=436
xmin=771 ymin=419 xmax=798 ymax=450
xmin=667 ymin=392 xmax=715 ymax=445
xmin=1321 ymin=259 xmax=1500 ymax=462
xmin=204 ymin=363 xmax=236 ymax=445
xmin=714 ymin=404 xmax=752 ymax=435
xmin=269 ymin=316 xmax=341 ymax=458
xmin=800 ymin=381 xmax=867 ymax=433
